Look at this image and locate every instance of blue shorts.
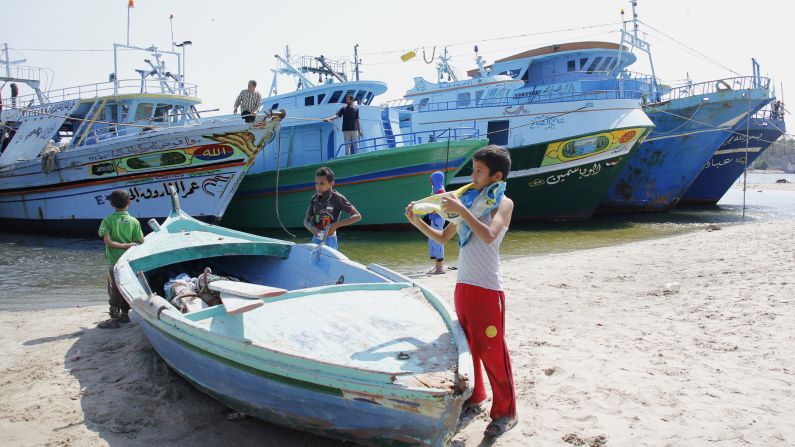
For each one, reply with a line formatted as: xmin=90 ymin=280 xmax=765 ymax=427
xmin=312 ymin=234 xmax=339 ymax=250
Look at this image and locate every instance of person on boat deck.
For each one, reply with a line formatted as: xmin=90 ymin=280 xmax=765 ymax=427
xmin=324 ymin=94 xmax=361 ymax=155
xmin=405 ymin=145 xmax=518 ymax=437
xmin=97 ymin=190 xmax=144 ymax=329
xmin=233 ymin=80 xmax=261 ymax=123
xmin=304 ymin=167 xmax=361 ymax=250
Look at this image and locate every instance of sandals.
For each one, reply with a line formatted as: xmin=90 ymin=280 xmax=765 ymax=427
xmin=484 ymin=416 xmax=518 ymax=437
xmin=460 ymin=401 xmax=484 ymax=418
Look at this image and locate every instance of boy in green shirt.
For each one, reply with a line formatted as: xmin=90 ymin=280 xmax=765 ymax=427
xmin=97 ymin=190 xmax=144 ymax=329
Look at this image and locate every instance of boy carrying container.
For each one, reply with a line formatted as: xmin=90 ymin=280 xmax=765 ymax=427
xmin=304 ymin=167 xmax=361 ymax=250
xmin=97 ymin=189 xmax=144 ymax=329
xmin=405 ymin=145 xmax=518 ymax=437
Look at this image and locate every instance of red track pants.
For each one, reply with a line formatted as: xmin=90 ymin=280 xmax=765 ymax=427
xmin=454 ymin=283 xmax=517 ymax=419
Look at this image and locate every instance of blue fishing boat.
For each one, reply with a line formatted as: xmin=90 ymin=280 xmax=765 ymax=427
xmin=680 ymin=106 xmax=786 ymax=205
xmin=115 ymin=189 xmax=474 ymax=446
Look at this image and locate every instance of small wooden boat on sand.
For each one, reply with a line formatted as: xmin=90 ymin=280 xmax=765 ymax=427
xmin=115 ymin=189 xmax=473 ymax=446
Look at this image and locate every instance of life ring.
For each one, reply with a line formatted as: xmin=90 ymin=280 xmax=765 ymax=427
xmin=716 ymin=80 xmax=731 ymax=91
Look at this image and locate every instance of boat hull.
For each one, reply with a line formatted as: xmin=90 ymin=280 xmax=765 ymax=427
xmin=222 ymin=139 xmax=486 ymax=230
xmin=679 ymin=116 xmax=785 ymax=206
xmin=0 ymin=121 xmax=274 ymax=236
xmin=600 ymin=89 xmax=771 ymax=212
xmin=450 ymin=125 xmax=651 ymax=221
xmin=140 ymin=318 xmax=462 ymax=446
xmin=424 ymin=99 xmax=654 ymax=221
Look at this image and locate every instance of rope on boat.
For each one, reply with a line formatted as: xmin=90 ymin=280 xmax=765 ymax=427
xmin=273 ymin=126 xmax=296 ymax=238
xmin=642 ymin=104 xmax=794 ymax=145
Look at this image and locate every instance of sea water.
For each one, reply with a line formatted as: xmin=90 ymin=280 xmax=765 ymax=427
xmin=1 ymin=172 xmax=792 ymax=311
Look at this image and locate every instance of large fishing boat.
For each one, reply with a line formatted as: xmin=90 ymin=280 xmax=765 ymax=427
xmin=475 ymin=4 xmax=773 ymax=213
xmin=389 ymin=48 xmax=653 ymax=221
xmin=679 ymin=106 xmax=786 ymax=205
xmin=0 ymin=44 xmax=280 ymax=235
xmin=222 ymin=51 xmax=487 ymax=230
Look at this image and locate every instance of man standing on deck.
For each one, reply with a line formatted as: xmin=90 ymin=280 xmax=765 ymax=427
xmin=233 ymin=80 xmax=261 ymax=123
xmin=324 ymin=94 xmax=361 ymax=155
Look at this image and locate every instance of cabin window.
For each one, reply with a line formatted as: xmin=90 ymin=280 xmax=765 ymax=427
xmin=172 ymin=105 xmax=185 ymax=124
xmin=328 ymin=90 xmax=343 ymax=103
xmin=606 ymin=58 xmax=618 ymax=72
xmin=317 ymin=93 xmax=326 ymax=104
xmin=586 ymin=57 xmax=603 ymax=74
xmin=567 ymin=60 xmax=576 ymax=72
xmin=457 ymin=92 xmax=471 ymax=107
xmin=486 ymin=120 xmax=509 ymax=146
xmin=154 ymin=104 xmax=172 ymax=122
xmin=270 ymin=103 xmax=279 ymax=110
xmin=598 ymin=57 xmax=613 ymax=72
xmin=364 ymin=91 xmax=373 ymax=105
xmin=304 ymin=96 xmax=315 ymax=106
xmin=354 ymin=90 xmax=366 ymax=104
xmin=418 ymin=98 xmax=430 ymax=111
xmin=134 ymin=103 xmax=154 ymax=121
xmin=475 ymin=90 xmax=485 ymax=104
xmin=126 ymin=151 xmax=187 ymax=169
xmin=580 ymin=58 xmax=588 ymax=70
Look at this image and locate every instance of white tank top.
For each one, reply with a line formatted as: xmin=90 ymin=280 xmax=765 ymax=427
xmin=457 ymin=212 xmax=507 ymax=291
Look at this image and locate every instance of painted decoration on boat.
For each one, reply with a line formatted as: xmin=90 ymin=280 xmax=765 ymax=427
xmin=189 ymin=144 xmax=235 ymax=161
xmin=541 ymin=128 xmax=644 ymax=166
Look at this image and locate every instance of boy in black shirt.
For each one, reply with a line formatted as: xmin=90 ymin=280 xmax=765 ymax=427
xmin=304 ymin=167 xmax=361 ymax=250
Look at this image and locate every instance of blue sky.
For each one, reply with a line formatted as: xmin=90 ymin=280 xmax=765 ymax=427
xmin=2 ymin=0 xmax=792 ymax=130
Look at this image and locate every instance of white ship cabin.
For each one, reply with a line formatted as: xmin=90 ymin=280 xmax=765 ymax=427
xmin=0 ymin=83 xmax=201 ymax=166
xmin=249 ymin=52 xmax=408 ymax=172
xmin=0 ymin=43 xmax=202 ymax=166
xmin=465 ymin=42 xmax=650 ymax=101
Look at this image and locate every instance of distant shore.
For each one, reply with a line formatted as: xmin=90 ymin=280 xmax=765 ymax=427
xmin=1 ymin=218 xmax=794 ymax=445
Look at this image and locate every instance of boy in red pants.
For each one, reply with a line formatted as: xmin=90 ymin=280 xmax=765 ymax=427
xmin=405 ymin=145 xmax=517 ymax=437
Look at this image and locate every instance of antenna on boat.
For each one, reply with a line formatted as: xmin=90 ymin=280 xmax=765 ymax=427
xmin=617 ymin=0 xmax=660 ymax=101
xmin=353 ymin=44 xmax=360 ymax=81
xmin=436 ymin=48 xmax=458 ymax=83
xmin=474 ymin=45 xmax=489 ymax=77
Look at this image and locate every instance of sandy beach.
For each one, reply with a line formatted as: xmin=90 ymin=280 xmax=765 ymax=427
xmin=1 ymin=216 xmax=793 ymax=446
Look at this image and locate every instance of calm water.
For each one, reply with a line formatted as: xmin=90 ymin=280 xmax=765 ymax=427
xmin=1 ymin=172 xmax=792 ymax=311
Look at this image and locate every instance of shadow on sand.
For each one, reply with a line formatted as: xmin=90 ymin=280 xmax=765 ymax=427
xmin=61 ymin=313 xmax=349 ymax=446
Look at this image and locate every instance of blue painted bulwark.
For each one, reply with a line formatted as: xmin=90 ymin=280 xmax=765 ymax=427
xmin=114 ymin=200 xmax=473 ymax=446
xmin=680 ymin=111 xmax=786 ymax=205
xmin=600 ymin=87 xmax=772 ymax=212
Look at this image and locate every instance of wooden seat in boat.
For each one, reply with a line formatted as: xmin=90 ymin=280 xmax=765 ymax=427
xmin=208 ymin=280 xmax=288 ymax=315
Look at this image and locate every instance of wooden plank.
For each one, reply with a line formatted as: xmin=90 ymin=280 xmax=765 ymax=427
xmin=209 ymin=280 xmax=287 ymax=298
xmin=220 ymin=293 xmax=264 ymax=315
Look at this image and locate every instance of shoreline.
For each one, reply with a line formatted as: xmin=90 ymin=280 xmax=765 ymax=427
xmin=1 ymin=220 xmax=793 ymax=446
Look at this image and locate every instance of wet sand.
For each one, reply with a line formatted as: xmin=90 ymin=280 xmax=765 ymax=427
xmin=1 ymin=217 xmax=793 ymax=446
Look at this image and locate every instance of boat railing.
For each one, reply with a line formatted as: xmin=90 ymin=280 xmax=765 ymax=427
xmin=657 ymin=76 xmax=770 ymax=102
xmin=336 ymin=127 xmax=480 ymax=157
xmin=387 ymin=89 xmax=644 ymax=114
xmin=751 ymin=103 xmax=786 ymax=122
xmin=1 ymin=78 xmax=198 ymax=110
xmin=521 ymin=70 xmax=616 ymax=86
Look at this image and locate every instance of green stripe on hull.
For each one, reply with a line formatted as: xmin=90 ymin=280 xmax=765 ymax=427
xmin=223 ymin=140 xmax=486 ymax=230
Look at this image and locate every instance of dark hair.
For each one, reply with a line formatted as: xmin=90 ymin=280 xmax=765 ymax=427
xmin=344 ymin=94 xmax=354 ymax=101
xmin=315 ymin=166 xmax=335 ymax=182
xmin=109 ymin=190 xmax=131 ymax=209
xmin=473 ymin=145 xmax=511 ymax=179
xmin=249 ymin=80 xmax=257 ymax=87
